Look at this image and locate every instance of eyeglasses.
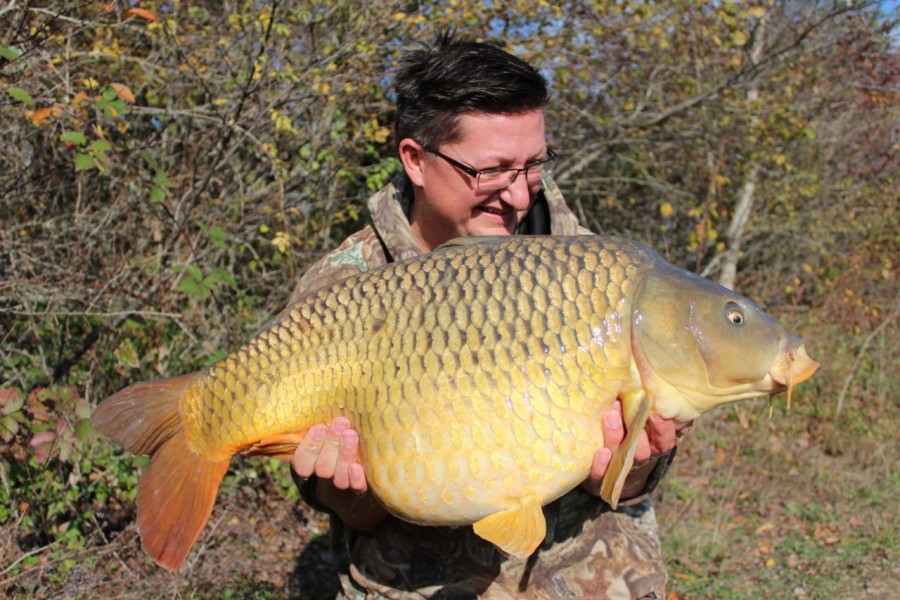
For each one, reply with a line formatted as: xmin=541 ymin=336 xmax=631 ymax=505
xmin=423 ymin=146 xmax=557 ymax=191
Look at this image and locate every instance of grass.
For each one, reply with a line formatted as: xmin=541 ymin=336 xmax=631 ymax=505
xmin=657 ymin=378 xmax=899 ymax=600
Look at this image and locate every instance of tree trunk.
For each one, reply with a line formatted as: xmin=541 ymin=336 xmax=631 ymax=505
xmin=718 ymin=14 xmax=768 ymax=290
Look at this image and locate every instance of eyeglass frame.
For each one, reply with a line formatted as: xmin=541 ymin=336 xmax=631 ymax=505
xmin=422 ymin=145 xmax=557 ymax=191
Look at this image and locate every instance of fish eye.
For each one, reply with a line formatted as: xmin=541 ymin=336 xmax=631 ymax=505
xmin=725 ymin=303 xmax=746 ymax=326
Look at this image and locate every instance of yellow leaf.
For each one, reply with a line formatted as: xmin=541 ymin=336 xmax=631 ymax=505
xmin=82 ymin=78 xmax=100 ymax=89
xmin=731 ymin=31 xmax=748 ymax=46
xmin=272 ymin=231 xmax=291 ymax=253
xmin=659 ymin=202 xmax=674 ymax=219
xmin=749 ymin=7 xmax=766 ymax=19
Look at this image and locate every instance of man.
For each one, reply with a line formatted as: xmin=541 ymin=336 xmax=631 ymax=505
xmin=290 ymin=33 xmax=680 ymax=599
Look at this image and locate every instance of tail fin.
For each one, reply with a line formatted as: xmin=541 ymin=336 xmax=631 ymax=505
xmin=92 ymin=375 xmax=230 ymax=570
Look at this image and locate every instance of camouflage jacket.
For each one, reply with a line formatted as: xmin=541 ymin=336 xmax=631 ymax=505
xmin=290 ymin=174 xmax=670 ymax=599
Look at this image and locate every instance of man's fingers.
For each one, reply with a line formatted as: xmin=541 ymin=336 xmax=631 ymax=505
xmin=332 ymin=428 xmax=360 ymax=490
xmin=314 ymin=417 xmax=350 ymax=479
xmin=589 ymin=447 xmax=613 ymax=482
xmin=602 ymin=404 xmax=625 ymax=451
xmin=291 ymin=424 xmax=327 ymax=478
xmin=647 ymin=413 xmax=678 ymax=455
xmin=634 ymin=430 xmax=652 ymax=463
xmin=349 ymin=463 xmax=368 ymax=493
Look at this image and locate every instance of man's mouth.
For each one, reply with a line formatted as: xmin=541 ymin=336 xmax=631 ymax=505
xmin=476 ymin=205 xmax=509 ymax=217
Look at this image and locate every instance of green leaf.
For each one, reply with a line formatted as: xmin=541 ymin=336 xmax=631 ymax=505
xmin=1 ymin=395 xmax=24 ymax=415
xmin=74 ymin=419 xmax=93 ymax=441
xmin=154 ymin=170 xmax=175 ymax=189
xmin=8 ymin=87 xmax=33 ymax=105
xmin=185 ymin=264 xmax=203 ymax=280
xmin=114 ymin=338 xmax=141 ymax=369
xmin=61 ymin=131 xmax=88 ymax=145
xmin=0 ymin=416 xmax=19 ymax=442
xmin=208 ymin=225 xmax=227 ymax=249
xmin=150 ymin=187 xmax=166 ymax=202
xmin=74 ymin=153 xmax=94 ymax=171
xmin=177 ymin=277 xmax=203 ymax=297
xmin=205 ymin=268 xmax=237 ymax=288
xmin=90 ymin=139 xmax=112 ymax=152
xmin=0 ymin=46 xmax=22 ymax=61
xmin=203 ymin=349 xmax=229 ymax=367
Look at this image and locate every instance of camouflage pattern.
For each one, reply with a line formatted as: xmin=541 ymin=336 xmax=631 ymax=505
xmin=290 ymin=173 xmax=668 ymax=599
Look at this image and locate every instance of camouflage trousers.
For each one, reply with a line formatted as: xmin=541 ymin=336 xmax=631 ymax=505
xmin=332 ymin=490 xmax=667 ymax=600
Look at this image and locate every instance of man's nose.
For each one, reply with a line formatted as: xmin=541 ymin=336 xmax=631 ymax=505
xmin=499 ymin=173 xmax=534 ymax=211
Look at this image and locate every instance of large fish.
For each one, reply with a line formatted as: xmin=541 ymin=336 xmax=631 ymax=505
xmin=92 ymin=235 xmax=818 ymax=570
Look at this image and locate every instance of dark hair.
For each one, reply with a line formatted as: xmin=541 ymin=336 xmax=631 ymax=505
xmin=394 ymin=31 xmax=549 ymax=150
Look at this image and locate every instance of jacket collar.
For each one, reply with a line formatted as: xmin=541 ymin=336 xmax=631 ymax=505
xmin=366 ymin=172 xmax=580 ymax=262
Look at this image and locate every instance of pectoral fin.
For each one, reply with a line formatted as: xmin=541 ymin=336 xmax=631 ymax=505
xmin=600 ymin=391 xmax=652 ymax=509
xmin=473 ymin=494 xmax=546 ymax=558
xmin=242 ymin=432 xmax=305 ymax=458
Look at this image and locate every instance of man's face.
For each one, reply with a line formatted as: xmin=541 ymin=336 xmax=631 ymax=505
xmin=404 ymin=109 xmax=548 ymax=252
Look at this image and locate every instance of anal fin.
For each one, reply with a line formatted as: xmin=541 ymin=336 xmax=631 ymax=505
xmin=600 ymin=392 xmax=652 ymax=510
xmin=473 ymin=494 xmax=545 ymax=558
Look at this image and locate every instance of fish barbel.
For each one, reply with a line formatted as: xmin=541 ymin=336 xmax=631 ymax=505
xmin=92 ymin=235 xmax=819 ymax=569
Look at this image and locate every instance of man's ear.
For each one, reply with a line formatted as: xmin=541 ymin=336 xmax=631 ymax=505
xmin=398 ymin=138 xmax=426 ymax=186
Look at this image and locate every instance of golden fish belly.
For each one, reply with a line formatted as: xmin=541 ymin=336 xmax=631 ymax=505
xmin=357 ymin=389 xmax=611 ymax=525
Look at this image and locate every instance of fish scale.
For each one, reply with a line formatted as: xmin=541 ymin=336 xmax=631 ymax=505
xmin=92 ymin=234 xmax=819 ymax=569
xmin=196 ymin=238 xmax=623 ymax=516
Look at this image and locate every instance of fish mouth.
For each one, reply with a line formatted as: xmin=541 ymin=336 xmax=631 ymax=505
xmin=768 ymin=342 xmax=820 ymax=412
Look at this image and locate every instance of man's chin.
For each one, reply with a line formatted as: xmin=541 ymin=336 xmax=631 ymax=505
xmin=469 ymin=217 xmax=517 ymax=237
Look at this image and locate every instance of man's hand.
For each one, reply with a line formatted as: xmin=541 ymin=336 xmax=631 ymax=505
xmin=291 ymin=416 xmax=368 ymax=492
xmin=291 ymin=417 xmax=387 ymax=531
xmin=582 ymin=401 xmax=679 ymax=498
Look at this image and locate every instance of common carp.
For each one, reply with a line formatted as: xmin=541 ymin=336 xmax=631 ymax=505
xmin=92 ymin=235 xmax=819 ymax=570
